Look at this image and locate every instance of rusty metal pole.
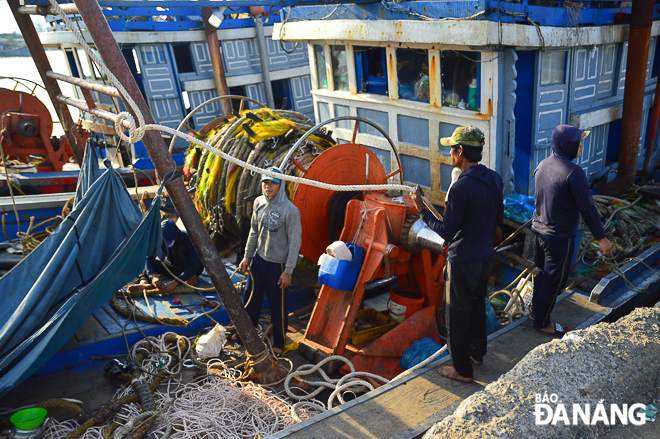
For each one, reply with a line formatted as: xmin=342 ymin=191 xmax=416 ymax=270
xmin=201 ymin=8 xmax=233 ymax=117
xmin=250 ymin=7 xmax=275 ymax=109
xmin=7 ymin=0 xmax=85 ymax=165
xmin=642 ymin=79 xmax=660 ymax=175
xmin=71 ymin=0 xmax=286 ymax=383
xmin=597 ymin=0 xmax=656 ymax=195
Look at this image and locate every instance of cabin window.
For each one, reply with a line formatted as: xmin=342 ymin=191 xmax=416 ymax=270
xmin=229 ymin=86 xmax=246 ymax=113
xmin=64 ymin=49 xmax=80 ymax=78
xmin=76 ymin=48 xmax=92 ymax=79
xmin=541 ymin=51 xmax=567 ymax=86
xmin=172 ymin=43 xmax=195 ymax=74
xmin=330 ymin=45 xmax=349 ymax=91
xmin=441 ymin=51 xmax=480 ymax=111
xmin=314 ymin=45 xmax=328 ymax=89
xmin=396 ymin=48 xmax=429 ymax=103
xmin=528 ymin=0 xmax=560 ymax=6
xmin=271 ymin=79 xmax=293 ymax=110
xmin=354 ymin=46 xmax=387 ymax=96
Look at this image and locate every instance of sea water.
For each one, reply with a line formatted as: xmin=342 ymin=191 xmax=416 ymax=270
xmin=0 ymin=52 xmax=80 ymax=136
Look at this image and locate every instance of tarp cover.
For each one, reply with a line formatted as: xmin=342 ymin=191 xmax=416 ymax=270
xmin=0 ymin=141 xmax=165 ymax=397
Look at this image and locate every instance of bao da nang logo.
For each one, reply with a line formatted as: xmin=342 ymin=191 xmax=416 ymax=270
xmin=535 ymin=393 xmax=647 ymax=426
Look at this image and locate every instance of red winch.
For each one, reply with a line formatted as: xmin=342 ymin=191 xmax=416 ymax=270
xmin=284 ymin=117 xmax=447 ymax=380
xmin=0 ymin=88 xmax=77 ymax=172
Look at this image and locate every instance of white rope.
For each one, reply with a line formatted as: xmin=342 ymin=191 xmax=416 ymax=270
xmin=153 ymin=124 xmax=413 ymax=193
xmin=43 ymin=346 xmax=324 ymax=439
xmin=48 ymin=0 xmax=416 ymax=194
xmin=283 ymin=355 xmax=389 ymax=409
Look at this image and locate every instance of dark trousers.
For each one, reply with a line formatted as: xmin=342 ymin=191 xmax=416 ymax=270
xmin=243 ymin=253 xmax=288 ymax=349
xmin=531 ymin=232 xmax=575 ymax=330
xmin=444 ymin=256 xmax=494 ymax=378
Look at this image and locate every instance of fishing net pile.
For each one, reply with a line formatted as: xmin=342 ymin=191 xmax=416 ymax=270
xmin=183 ymin=107 xmax=336 ymax=254
xmin=41 ymin=332 xmax=324 ymax=439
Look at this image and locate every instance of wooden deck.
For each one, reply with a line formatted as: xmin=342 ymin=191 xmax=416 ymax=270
xmin=37 ymin=267 xmax=316 ymax=376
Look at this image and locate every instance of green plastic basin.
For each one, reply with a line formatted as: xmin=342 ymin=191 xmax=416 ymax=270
xmin=10 ymin=408 xmax=47 ymax=430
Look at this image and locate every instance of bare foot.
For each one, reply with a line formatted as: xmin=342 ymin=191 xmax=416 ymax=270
xmin=536 ymin=322 xmax=569 ymax=336
xmin=438 ymin=365 xmax=474 ymax=383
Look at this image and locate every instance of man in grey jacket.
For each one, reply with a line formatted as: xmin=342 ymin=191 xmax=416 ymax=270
xmin=238 ymin=167 xmax=302 ymax=355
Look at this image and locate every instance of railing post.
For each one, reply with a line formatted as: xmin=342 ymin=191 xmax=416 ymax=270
xmin=7 ymin=0 xmax=85 ymax=165
xmin=71 ymin=0 xmax=286 ymax=383
xmin=201 ymin=7 xmax=233 ymax=117
xmin=250 ymin=7 xmax=275 ymax=109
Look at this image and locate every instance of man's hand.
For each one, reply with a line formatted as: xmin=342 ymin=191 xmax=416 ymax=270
xmin=150 ymin=275 xmax=164 ymax=289
xmin=159 ymin=281 xmax=177 ymax=295
xmin=410 ymin=184 xmax=425 ymax=212
xmin=278 ymin=272 xmax=292 ymax=289
xmin=238 ymin=257 xmax=251 ymax=274
xmin=598 ymin=237 xmax=613 ymax=258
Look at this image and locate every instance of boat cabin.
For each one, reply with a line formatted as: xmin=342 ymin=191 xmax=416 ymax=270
xmin=275 ymin=1 xmax=660 ymax=204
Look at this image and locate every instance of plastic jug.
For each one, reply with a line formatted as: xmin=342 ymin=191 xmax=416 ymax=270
xmin=468 ymin=78 xmax=477 ymax=110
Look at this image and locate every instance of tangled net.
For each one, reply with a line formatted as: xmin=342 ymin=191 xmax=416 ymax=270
xmin=184 ymin=107 xmax=335 ymax=254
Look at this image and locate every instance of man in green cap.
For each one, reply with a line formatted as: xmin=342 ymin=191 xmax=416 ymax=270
xmin=412 ymin=126 xmax=503 ymax=383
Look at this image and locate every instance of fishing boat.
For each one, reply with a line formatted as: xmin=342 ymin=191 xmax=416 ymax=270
xmin=1 ymin=0 xmax=660 ymax=438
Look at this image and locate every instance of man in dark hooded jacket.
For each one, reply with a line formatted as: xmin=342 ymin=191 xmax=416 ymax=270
xmin=531 ymin=125 xmax=612 ymax=336
xmin=131 ymin=219 xmax=203 ymax=295
xmin=412 ymin=126 xmax=503 ymax=383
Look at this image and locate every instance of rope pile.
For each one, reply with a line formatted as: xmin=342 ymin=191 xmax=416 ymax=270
xmin=40 ymin=333 xmax=325 ymax=439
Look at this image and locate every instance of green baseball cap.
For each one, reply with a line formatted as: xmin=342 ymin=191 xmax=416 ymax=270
xmin=440 ymin=126 xmax=485 ymax=148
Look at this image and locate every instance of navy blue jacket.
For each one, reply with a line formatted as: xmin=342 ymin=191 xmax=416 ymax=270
xmin=421 ymin=164 xmax=504 ymax=263
xmin=146 ymin=221 xmax=202 ymax=284
xmin=532 ymin=125 xmax=606 ymax=240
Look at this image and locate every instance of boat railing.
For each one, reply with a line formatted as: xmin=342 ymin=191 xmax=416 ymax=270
xmin=29 ymin=5 xmax=282 ymax=32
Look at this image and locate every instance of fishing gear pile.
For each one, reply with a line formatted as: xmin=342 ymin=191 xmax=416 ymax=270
xmin=578 ymin=186 xmax=660 ymax=265
xmin=184 ymin=107 xmax=336 ymax=254
xmin=40 ymin=332 xmax=324 ymax=439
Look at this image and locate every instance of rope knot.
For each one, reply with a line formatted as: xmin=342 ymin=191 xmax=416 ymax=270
xmin=115 ymin=111 xmax=144 ymax=144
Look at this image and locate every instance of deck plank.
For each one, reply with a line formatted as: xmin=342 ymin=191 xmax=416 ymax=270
xmin=73 ymin=315 xmax=109 ymax=344
xmin=99 ymin=302 xmax=139 ymax=331
xmin=92 ymin=307 xmax=123 ymax=334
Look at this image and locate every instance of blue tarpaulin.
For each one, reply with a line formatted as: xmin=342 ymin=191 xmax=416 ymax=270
xmin=0 ymin=141 xmax=167 ymax=397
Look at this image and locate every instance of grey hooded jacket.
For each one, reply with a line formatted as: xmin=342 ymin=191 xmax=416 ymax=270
xmin=244 ymin=185 xmax=302 ymax=274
